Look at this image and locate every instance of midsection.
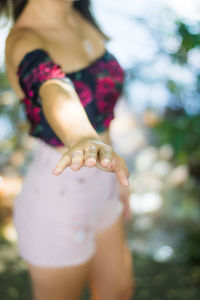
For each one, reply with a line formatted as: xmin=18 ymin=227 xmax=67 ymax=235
xmin=52 ymin=128 xmax=112 ymax=155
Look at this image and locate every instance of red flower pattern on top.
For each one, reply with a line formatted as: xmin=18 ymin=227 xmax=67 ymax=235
xmin=20 ymin=61 xmax=66 ymax=104
xmin=73 ymin=80 xmax=93 ymax=106
xmin=106 ymin=59 xmax=125 ymax=82
xmin=33 ymin=62 xmax=66 ymax=82
xmin=23 ymin=97 xmax=41 ymax=123
xmin=89 ymin=61 xmax=108 ymax=74
xmin=17 ymin=48 xmax=125 ymax=147
xmin=95 ymin=77 xmax=119 ymax=113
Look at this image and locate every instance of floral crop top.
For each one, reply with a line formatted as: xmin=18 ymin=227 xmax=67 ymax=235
xmin=17 ymin=48 xmax=125 ymax=147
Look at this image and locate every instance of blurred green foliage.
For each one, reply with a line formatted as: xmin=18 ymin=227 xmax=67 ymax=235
xmin=172 ymin=22 xmax=200 ymax=64
xmin=154 ymin=110 xmax=200 ymax=178
xmin=152 ymin=21 xmax=200 ymax=179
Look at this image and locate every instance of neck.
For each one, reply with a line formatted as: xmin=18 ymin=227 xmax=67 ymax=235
xmin=28 ymin=0 xmax=76 ymax=26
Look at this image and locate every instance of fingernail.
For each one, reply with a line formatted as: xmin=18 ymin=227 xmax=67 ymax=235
xmin=72 ymin=162 xmax=80 ymax=166
xmin=101 ymin=158 xmax=109 ymax=165
xmin=86 ymin=158 xmax=95 ymax=163
xmin=71 ymin=163 xmax=80 ymax=169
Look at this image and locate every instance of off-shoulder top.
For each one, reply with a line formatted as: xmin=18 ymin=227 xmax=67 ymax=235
xmin=16 ymin=48 xmax=125 ymax=147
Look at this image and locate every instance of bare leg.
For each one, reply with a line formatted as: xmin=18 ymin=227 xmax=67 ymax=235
xmin=88 ymin=214 xmax=135 ymax=300
xmin=27 ymin=256 xmax=94 ymax=300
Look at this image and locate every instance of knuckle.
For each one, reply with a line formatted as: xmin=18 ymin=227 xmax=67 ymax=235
xmin=85 ymin=144 xmax=98 ymax=153
xmin=86 ymin=151 xmax=97 ymax=158
xmin=100 ymin=145 xmax=112 ymax=156
xmin=101 ymin=147 xmax=112 ymax=155
xmin=59 ymin=159 xmax=66 ymax=165
xmin=85 ymin=144 xmax=98 ymax=161
xmin=57 ymin=161 xmax=66 ymax=169
xmin=71 ymin=158 xmax=82 ymax=165
xmin=71 ymin=149 xmax=84 ymax=158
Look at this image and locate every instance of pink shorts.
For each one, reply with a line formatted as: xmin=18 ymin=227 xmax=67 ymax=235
xmin=13 ymin=138 xmax=123 ymax=267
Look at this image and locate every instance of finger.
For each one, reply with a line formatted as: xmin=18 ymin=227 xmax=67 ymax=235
xmin=110 ymin=156 xmax=130 ymax=187
xmin=119 ymin=193 xmax=132 ymax=221
xmin=123 ymin=200 xmax=132 ymax=221
xmin=117 ymin=170 xmax=130 ymax=187
xmin=122 ymin=204 xmax=132 ymax=222
xmin=53 ymin=153 xmax=71 ymax=175
xmin=84 ymin=144 xmax=98 ymax=167
xmin=70 ymin=149 xmax=84 ymax=171
xmin=99 ymin=145 xmax=113 ymax=167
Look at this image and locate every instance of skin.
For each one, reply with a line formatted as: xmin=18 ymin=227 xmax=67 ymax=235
xmin=5 ymin=0 xmax=135 ymax=299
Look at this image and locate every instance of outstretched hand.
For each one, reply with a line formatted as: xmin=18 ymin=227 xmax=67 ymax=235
xmin=52 ymin=137 xmax=130 ymax=187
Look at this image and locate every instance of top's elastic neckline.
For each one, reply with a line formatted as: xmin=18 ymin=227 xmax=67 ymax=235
xmin=64 ymin=49 xmax=108 ymax=75
xmin=16 ymin=48 xmax=108 ymax=76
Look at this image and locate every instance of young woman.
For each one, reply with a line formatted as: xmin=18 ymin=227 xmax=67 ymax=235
xmin=1 ymin=0 xmax=135 ymax=299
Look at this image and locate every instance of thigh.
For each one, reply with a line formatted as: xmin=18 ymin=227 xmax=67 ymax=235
xmin=28 ymin=258 xmax=92 ymax=300
xmin=88 ymin=214 xmax=135 ymax=300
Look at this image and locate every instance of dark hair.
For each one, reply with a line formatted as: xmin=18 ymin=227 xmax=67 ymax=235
xmin=0 ymin=0 xmax=110 ymax=41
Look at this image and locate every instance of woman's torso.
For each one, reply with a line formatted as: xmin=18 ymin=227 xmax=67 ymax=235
xmin=6 ymin=4 xmax=115 ymax=153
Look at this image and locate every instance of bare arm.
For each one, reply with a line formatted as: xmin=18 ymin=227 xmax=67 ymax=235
xmin=6 ymin=29 xmax=130 ymax=186
xmin=6 ymin=28 xmax=100 ymax=147
xmin=36 ymin=72 xmax=130 ymax=187
xmin=39 ymin=79 xmax=100 ymax=148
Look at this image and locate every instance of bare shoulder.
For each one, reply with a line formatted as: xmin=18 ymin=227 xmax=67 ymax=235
xmin=6 ymin=27 xmax=45 ymax=72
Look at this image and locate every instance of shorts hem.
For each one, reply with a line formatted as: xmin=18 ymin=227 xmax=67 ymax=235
xmin=19 ymin=247 xmax=96 ymax=268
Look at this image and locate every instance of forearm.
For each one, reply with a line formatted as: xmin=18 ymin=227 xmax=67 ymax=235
xmin=39 ymin=79 xmax=101 ymax=148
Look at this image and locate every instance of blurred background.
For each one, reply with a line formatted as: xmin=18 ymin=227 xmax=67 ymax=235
xmin=0 ymin=0 xmax=200 ymax=299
